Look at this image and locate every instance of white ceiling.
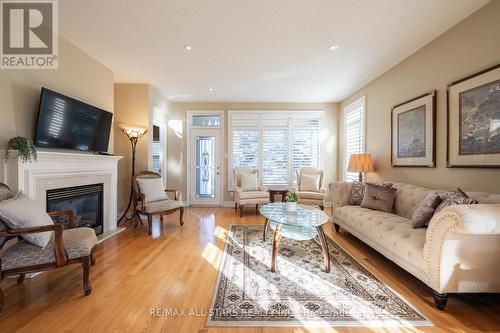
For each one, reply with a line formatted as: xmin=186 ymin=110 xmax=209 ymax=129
xmin=59 ymin=0 xmax=488 ymax=103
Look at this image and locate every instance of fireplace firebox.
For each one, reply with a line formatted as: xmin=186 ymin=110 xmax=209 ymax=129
xmin=46 ymin=183 xmax=103 ymax=235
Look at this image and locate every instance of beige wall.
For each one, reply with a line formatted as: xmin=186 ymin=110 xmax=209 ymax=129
xmin=114 ymin=84 xmax=170 ymax=212
xmin=149 ymin=86 xmax=171 ymax=177
xmin=339 ymin=1 xmax=500 ymax=194
xmin=0 ymin=36 xmax=114 ymax=150
xmin=114 ymin=84 xmax=150 ymax=213
xmin=166 ymin=102 xmax=339 ymax=203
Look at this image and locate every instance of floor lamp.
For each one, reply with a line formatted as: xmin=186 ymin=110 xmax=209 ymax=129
xmin=117 ymin=124 xmax=147 ymax=225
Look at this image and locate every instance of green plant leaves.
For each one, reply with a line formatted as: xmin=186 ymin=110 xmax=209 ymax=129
xmin=284 ymin=191 xmax=299 ymax=202
xmin=6 ymin=137 xmax=37 ymax=163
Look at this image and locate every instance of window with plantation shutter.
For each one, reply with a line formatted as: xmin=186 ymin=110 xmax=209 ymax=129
xmin=228 ymin=111 xmax=323 ymax=189
xmin=292 ymin=115 xmax=321 ymax=182
xmin=230 ymin=114 xmax=259 ymax=171
xmin=343 ymin=97 xmax=365 ymax=181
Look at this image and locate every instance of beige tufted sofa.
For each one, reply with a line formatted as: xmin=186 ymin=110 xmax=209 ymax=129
xmin=330 ymin=181 xmax=500 ymax=310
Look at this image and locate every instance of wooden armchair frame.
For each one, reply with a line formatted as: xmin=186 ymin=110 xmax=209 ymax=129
xmin=0 ymin=210 xmax=96 ymax=310
xmin=132 ymin=171 xmax=184 ymax=235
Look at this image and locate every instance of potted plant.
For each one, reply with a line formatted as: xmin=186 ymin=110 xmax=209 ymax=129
xmin=284 ymin=191 xmax=299 ymax=212
xmin=5 ymin=137 xmax=37 ymax=162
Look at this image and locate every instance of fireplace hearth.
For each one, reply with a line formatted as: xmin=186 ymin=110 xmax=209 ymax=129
xmin=47 ymin=183 xmax=104 ymax=235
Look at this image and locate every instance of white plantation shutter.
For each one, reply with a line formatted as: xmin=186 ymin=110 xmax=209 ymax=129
xmin=292 ymin=115 xmax=321 ymax=183
xmin=229 ymin=111 xmax=323 ymax=189
xmin=229 ymin=114 xmax=259 ymax=188
xmin=262 ymin=115 xmax=290 ymax=185
xmin=343 ymin=97 xmax=365 ymax=181
xmin=231 ymin=114 xmax=259 ymax=168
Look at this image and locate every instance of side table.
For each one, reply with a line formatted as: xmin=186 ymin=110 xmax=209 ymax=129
xmin=267 ymin=186 xmax=289 ymax=203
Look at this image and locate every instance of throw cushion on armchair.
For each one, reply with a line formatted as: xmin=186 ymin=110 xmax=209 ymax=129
xmin=0 ymin=192 xmax=54 ymax=248
xmin=240 ymin=172 xmax=259 ymax=191
xmin=136 ymin=178 xmax=167 ymax=203
xmin=299 ymin=173 xmax=321 ymax=192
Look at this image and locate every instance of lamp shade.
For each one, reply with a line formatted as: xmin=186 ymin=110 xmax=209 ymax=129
xmin=348 ymin=153 xmax=375 ymax=172
xmin=119 ymin=124 xmax=147 ymax=139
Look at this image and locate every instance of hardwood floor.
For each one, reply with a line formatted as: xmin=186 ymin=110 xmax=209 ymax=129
xmin=0 ymin=207 xmax=499 ymax=332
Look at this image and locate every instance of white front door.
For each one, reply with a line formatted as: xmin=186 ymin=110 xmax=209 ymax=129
xmin=189 ymin=128 xmax=221 ymax=205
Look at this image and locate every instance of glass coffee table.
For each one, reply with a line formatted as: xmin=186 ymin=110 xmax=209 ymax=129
xmin=259 ymin=203 xmax=330 ymax=273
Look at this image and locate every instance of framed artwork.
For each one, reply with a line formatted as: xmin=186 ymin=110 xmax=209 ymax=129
xmin=391 ymin=91 xmax=436 ymax=167
xmin=447 ymin=64 xmax=500 ymax=168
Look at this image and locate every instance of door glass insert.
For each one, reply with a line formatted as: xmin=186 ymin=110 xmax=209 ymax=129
xmin=195 ymin=136 xmax=215 ymax=198
xmin=152 ymin=125 xmax=161 ymax=173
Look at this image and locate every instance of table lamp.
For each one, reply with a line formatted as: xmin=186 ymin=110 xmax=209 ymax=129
xmin=348 ymin=153 xmax=374 ymax=182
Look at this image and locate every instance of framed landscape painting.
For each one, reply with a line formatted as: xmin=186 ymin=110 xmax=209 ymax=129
xmin=447 ymin=64 xmax=500 ymax=168
xmin=391 ymin=91 xmax=436 ymax=167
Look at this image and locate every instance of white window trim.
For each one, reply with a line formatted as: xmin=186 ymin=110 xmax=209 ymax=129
xmin=186 ymin=110 xmax=225 ymax=206
xmin=227 ymin=110 xmax=324 ymax=191
xmin=342 ymin=96 xmax=366 ymax=181
xmin=187 ymin=109 xmax=224 ymax=129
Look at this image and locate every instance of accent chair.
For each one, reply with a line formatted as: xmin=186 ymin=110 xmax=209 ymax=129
xmin=132 ymin=171 xmax=184 ymax=235
xmin=234 ymin=167 xmax=270 ymax=217
xmin=0 ymin=183 xmax=97 ymax=311
xmin=295 ymin=167 xmax=326 ymax=210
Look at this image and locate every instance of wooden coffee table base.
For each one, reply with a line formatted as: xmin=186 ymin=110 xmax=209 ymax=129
xmin=265 ymin=222 xmax=330 ymax=273
xmin=315 ymin=225 xmax=331 ymax=273
xmin=270 ymin=224 xmax=282 ymax=273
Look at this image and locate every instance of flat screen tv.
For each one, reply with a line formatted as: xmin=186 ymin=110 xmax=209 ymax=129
xmin=35 ymin=88 xmax=113 ymax=152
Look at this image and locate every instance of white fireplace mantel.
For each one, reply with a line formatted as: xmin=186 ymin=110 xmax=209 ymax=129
xmin=1 ymin=150 xmax=123 ymax=239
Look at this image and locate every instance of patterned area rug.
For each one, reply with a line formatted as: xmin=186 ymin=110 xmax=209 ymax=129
xmin=207 ymin=225 xmax=431 ymax=327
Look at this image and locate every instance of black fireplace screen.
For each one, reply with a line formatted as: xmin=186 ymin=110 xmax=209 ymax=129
xmin=46 ymin=183 xmax=103 ymax=235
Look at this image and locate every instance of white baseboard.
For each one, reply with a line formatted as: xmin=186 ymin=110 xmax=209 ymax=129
xmin=97 ymin=227 xmax=126 ymax=243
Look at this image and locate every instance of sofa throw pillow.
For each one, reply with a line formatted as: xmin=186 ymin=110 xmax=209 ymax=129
xmin=299 ymin=173 xmax=321 ymax=192
xmin=137 ymin=178 xmax=167 ymax=203
xmin=0 ymin=192 xmax=54 ymax=248
xmin=348 ymin=182 xmax=393 ymax=206
xmin=434 ymin=188 xmax=478 ymax=214
xmin=360 ymin=183 xmax=397 ymax=213
xmin=411 ymin=193 xmax=442 ymax=228
xmin=240 ymin=172 xmax=259 ymax=191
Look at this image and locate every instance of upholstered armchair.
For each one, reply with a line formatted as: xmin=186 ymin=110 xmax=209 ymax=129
xmin=132 ymin=171 xmax=184 ymax=235
xmin=234 ymin=167 xmax=270 ymax=217
xmin=295 ymin=167 xmax=326 ymax=210
xmin=0 ymin=183 xmax=97 ymax=311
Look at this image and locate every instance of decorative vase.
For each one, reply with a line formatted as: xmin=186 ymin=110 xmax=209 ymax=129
xmin=286 ymin=202 xmax=297 ymax=212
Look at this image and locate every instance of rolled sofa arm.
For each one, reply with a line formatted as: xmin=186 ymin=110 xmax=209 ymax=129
xmin=329 ymin=181 xmax=353 ymax=210
xmin=423 ymin=204 xmax=500 ymax=293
